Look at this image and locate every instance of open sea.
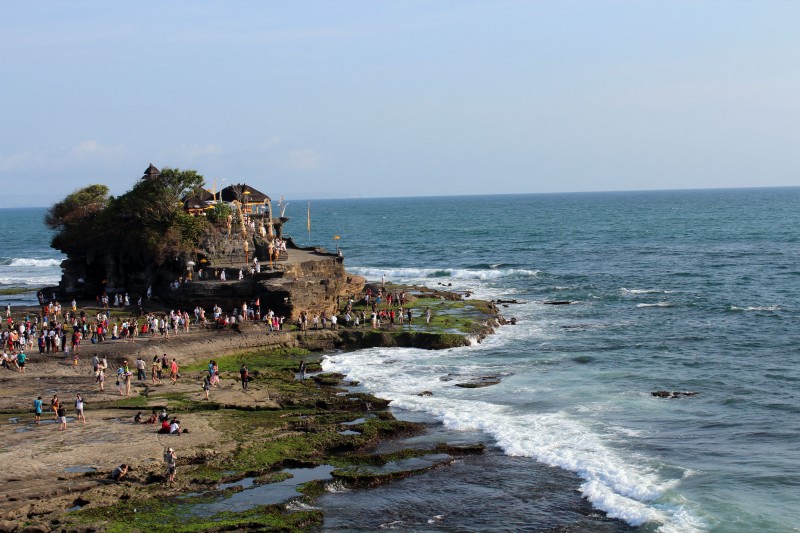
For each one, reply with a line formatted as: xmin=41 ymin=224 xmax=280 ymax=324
xmin=3 ymin=188 xmax=800 ymax=532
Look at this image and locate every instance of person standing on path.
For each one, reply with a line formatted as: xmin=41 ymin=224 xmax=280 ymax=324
xmin=75 ymin=394 xmax=86 ymax=425
xmin=57 ymin=404 xmax=67 ymax=430
xmin=33 ymin=396 xmax=43 ymax=424
xmin=202 ymin=375 xmax=211 ymax=400
xmin=16 ymin=350 xmax=26 ymax=373
xmin=50 ymin=395 xmax=60 ymax=420
xmin=426 ymin=307 xmax=432 ymax=324
xmin=164 ymin=447 xmax=177 ymax=483
xmin=240 ymin=364 xmax=249 ymax=390
xmin=136 ymin=357 xmax=146 ymax=381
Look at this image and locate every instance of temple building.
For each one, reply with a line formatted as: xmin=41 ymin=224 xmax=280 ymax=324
xmin=219 ymin=183 xmax=270 ymax=215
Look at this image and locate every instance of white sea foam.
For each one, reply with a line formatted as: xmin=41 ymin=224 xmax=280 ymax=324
xmin=730 ymin=305 xmax=781 ymax=312
xmin=0 ymin=275 xmax=61 ymax=286
xmin=6 ymin=258 xmax=62 ymax=267
xmin=637 ymin=302 xmax=673 ymax=308
xmin=349 ymin=266 xmax=540 ymax=283
xmin=285 ymin=500 xmax=319 ymax=511
xmin=378 ymin=521 xmax=405 ymax=529
xmin=427 ymin=514 xmax=444 ymax=524
xmin=323 ymin=347 xmax=704 ymax=532
xmin=348 ymin=266 xmax=531 ymax=303
xmin=622 ymin=288 xmax=673 ymax=295
xmin=324 ymin=480 xmax=350 ymax=494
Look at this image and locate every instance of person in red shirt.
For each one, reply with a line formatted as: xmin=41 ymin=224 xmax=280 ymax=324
xmin=170 ymin=358 xmax=179 ymax=384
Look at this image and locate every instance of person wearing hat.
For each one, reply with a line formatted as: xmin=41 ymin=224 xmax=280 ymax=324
xmin=164 ymin=447 xmax=177 ymax=483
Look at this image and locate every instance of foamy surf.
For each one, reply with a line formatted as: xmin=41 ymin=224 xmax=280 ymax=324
xmin=348 ymin=266 xmax=533 ymax=302
xmin=4 ymin=258 xmax=63 ymax=267
xmin=729 ymin=305 xmax=781 ymax=312
xmin=322 ymin=347 xmax=704 ymax=532
xmin=621 ymin=288 xmax=674 ymax=295
xmin=349 ymin=266 xmax=540 ymax=283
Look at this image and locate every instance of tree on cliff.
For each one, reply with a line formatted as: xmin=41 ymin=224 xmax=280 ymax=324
xmin=45 ymin=184 xmax=110 ymax=253
xmin=104 ymin=167 xmax=209 ymax=264
xmin=47 ymin=168 xmax=211 ymax=281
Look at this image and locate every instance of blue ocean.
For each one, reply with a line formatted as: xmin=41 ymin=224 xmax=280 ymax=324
xmin=4 ymin=188 xmax=800 ymax=532
xmin=0 ymin=207 xmax=64 ymax=303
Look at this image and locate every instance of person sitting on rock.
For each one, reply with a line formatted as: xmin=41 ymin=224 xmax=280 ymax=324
xmin=158 ymin=418 xmax=171 ymax=434
xmin=169 ymin=418 xmax=181 ymax=435
xmin=111 ymin=464 xmax=128 ymax=482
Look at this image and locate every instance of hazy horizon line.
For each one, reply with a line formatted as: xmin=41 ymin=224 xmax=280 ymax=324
xmin=2 ymin=184 xmax=797 ymax=210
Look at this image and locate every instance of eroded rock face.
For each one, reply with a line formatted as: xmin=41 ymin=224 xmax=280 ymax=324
xmin=56 ymin=231 xmax=363 ymax=321
xmin=113 ymin=248 xmax=365 ymax=322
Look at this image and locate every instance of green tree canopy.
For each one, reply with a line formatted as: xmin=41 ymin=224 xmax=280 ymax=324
xmin=46 ymin=184 xmax=110 ymax=253
xmin=47 ymin=168 xmax=211 ymax=266
xmin=45 ymin=184 xmax=109 ymax=230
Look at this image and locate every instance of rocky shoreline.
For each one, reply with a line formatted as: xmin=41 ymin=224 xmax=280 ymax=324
xmin=0 ymin=295 xmax=502 ymax=532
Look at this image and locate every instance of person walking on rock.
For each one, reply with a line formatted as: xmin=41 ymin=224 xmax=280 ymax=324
xmin=240 ymin=364 xmax=249 ymax=390
xmin=202 ymin=375 xmax=211 ymax=400
xmin=170 ymin=358 xmax=179 ymax=384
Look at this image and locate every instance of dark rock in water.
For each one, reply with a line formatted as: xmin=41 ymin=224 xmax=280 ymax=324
xmin=433 ymin=442 xmax=485 ymax=455
xmin=493 ymin=299 xmax=524 ymax=304
xmin=418 ymin=391 xmax=433 ymax=397
xmin=456 ymin=381 xmax=500 ymax=388
xmin=544 ymin=300 xmax=573 ymax=305
xmin=651 ymin=391 xmax=699 ymax=399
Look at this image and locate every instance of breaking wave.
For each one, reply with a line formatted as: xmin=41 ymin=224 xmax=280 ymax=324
xmin=729 ymin=305 xmax=781 ymax=312
xmin=322 ymin=348 xmax=705 ymax=532
xmin=1 ymin=258 xmax=62 ymax=267
xmin=350 ymin=266 xmax=540 ymax=282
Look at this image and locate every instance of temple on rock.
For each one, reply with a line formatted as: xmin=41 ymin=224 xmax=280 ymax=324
xmin=53 ymin=164 xmax=363 ymax=321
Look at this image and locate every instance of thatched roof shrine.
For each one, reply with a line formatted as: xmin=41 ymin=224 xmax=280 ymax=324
xmin=220 ymin=184 xmax=270 ymax=204
xmin=183 ymin=189 xmax=215 ymax=210
xmin=142 ymin=163 xmax=160 ymax=180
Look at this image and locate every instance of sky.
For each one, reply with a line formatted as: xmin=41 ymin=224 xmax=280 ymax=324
xmin=1 ymin=1 xmax=799 ymax=207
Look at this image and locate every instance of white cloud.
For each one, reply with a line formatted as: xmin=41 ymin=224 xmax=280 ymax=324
xmin=286 ymin=148 xmax=321 ymax=171
xmin=1 ymin=140 xmax=125 ymax=173
xmin=0 ymin=150 xmax=35 ymax=172
xmin=178 ymin=144 xmax=222 ymax=158
xmin=71 ymin=140 xmax=126 ymax=160
xmin=258 ymin=135 xmax=283 ymax=151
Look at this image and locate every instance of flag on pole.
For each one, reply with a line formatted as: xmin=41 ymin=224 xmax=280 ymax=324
xmin=307 ymin=202 xmax=311 ymax=246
